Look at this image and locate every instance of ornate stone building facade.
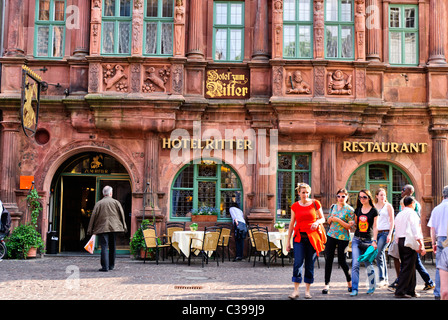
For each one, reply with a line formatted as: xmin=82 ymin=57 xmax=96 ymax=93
xmin=0 ymin=0 xmax=447 ymax=253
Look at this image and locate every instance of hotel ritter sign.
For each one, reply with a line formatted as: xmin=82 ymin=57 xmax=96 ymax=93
xmin=343 ymin=141 xmax=428 ymax=153
xmin=205 ymin=68 xmax=250 ymax=99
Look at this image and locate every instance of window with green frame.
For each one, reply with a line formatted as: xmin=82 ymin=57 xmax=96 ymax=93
xmin=35 ymin=0 xmax=66 ymax=58
xmin=325 ymin=0 xmax=354 ymax=59
xmin=144 ymin=0 xmax=174 ymax=56
xmin=283 ymin=0 xmax=313 ymax=59
xmin=102 ymin=0 xmax=132 ymax=55
xmin=389 ymin=5 xmax=418 ymax=65
xmin=213 ymin=1 xmax=244 ymax=62
xmin=346 ymin=162 xmax=412 ymax=213
xmin=276 ymin=153 xmax=311 ymax=220
xmin=171 ymin=160 xmax=243 ymax=220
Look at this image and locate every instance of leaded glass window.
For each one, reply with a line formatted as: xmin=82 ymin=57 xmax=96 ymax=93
xmin=389 ymin=5 xmax=418 ymax=65
xmin=283 ymin=0 xmax=313 ymax=59
xmin=144 ymin=0 xmax=174 ymax=56
xmin=277 ymin=153 xmax=311 ymax=220
xmin=171 ymin=160 xmax=243 ymax=220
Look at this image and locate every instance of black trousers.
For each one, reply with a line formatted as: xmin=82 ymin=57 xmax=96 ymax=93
xmin=97 ymin=232 xmax=117 ymax=270
xmin=324 ymin=236 xmax=351 ymax=285
xmin=396 ymin=237 xmax=418 ymax=296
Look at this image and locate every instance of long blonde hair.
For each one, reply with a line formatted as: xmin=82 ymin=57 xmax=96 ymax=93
xmin=374 ymin=188 xmax=388 ymax=204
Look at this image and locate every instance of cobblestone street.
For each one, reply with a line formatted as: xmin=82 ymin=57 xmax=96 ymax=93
xmin=0 ymin=254 xmax=438 ymax=300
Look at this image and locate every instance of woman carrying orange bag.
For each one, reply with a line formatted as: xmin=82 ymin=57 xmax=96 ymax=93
xmin=286 ymin=183 xmax=326 ymax=299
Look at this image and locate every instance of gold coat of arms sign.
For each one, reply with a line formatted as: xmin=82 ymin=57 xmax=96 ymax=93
xmin=20 ymin=65 xmax=43 ymax=138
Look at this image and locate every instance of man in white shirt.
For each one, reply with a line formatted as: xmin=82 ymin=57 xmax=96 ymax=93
xmin=394 ymin=196 xmax=426 ymax=298
xmin=229 ymin=202 xmax=246 ymax=261
xmin=428 ymin=185 xmax=448 ymax=299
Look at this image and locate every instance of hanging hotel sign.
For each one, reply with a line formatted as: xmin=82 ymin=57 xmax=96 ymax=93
xmin=205 ymin=68 xmax=250 ymax=99
xmin=20 ymin=65 xmax=43 ymax=138
xmin=343 ymin=141 xmax=428 ymax=153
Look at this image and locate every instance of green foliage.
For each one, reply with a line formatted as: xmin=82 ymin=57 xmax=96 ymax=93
xmin=191 ymin=206 xmax=220 ymax=216
xmin=6 ymin=187 xmax=45 ymax=259
xmin=129 ymin=219 xmax=155 ymax=257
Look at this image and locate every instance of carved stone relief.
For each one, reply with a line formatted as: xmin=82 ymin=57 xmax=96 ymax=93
xmin=314 ymin=66 xmax=326 ymax=96
xmin=172 ymin=64 xmax=183 ymax=94
xmin=285 ymin=70 xmax=311 ymax=94
xmin=327 ymin=70 xmax=352 ymax=95
xmin=272 ymin=66 xmax=283 ymax=96
xmin=142 ymin=66 xmax=171 ymax=93
xmin=103 ymin=64 xmax=128 ymax=92
xmin=88 ymin=63 xmax=101 ymax=93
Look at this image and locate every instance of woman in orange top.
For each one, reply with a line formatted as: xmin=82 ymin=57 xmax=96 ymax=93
xmin=286 ymin=183 xmax=326 ymax=299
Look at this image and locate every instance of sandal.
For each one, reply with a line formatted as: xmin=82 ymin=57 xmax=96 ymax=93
xmin=305 ymin=293 xmax=312 ymax=299
xmin=288 ymin=292 xmax=299 ymax=300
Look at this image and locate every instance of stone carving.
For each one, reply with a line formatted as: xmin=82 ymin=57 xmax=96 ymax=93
xmin=273 ymin=0 xmax=283 ymax=59
xmin=130 ymin=64 xmax=141 ymax=93
xmin=285 ymin=71 xmax=311 ymax=94
xmin=314 ymin=66 xmax=325 ymax=96
xmin=172 ymin=64 xmax=183 ymax=94
xmin=314 ymin=0 xmax=324 ymax=59
xmin=327 ymin=70 xmax=352 ymax=95
xmin=174 ymin=0 xmax=185 ymax=56
xmin=103 ymin=64 xmax=128 ymax=91
xmin=143 ymin=66 xmax=171 ymax=93
xmin=355 ymin=0 xmax=366 ymax=60
xmin=89 ymin=63 xmax=100 ymax=92
xmin=272 ymin=66 xmax=283 ymax=96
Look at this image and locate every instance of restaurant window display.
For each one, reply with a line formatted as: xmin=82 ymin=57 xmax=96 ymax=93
xmin=276 ymin=153 xmax=312 ymax=220
xmin=346 ymin=162 xmax=412 ymax=212
xmin=170 ymin=160 xmax=243 ymax=220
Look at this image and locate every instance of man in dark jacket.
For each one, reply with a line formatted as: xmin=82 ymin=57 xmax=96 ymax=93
xmin=87 ymin=186 xmax=127 ymax=272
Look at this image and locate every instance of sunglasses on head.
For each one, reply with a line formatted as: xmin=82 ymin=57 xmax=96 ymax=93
xmin=359 ymin=195 xmax=369 ymax=200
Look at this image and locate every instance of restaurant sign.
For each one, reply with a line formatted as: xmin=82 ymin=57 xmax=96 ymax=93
xmin=205 ymin=68 xmax=250 ymax=99
xmin=343 ymin=141 xmax=428 ymax=153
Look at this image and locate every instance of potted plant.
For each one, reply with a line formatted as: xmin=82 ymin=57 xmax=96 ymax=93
xmin=6 ymin=188 xmax=44 ymax=259
xmin=274 ymin=221 xmax=286 ymax=233
xmin=130 ymin=219 xmax=152 ymax=259
xmin=189 ymin=223 xmax=198 ymax=231
xmin=191 ymin=206 xmax=220 ymax=222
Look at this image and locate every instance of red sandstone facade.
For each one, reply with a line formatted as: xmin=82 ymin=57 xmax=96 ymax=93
xmin=0 ymin=0 xmax=447 ymax=253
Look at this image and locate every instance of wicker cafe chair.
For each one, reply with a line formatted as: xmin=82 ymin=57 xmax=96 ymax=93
xmin=247 ymin=224 xmax=259 ymax=263
xmin=215 ymin=223 xmax=231 ymax=262
xmin=423 ymin=237 xmax=434 ymax=264
xmin=188 ymin=226 xmax=222 ymax=268
xmin=252 ymin=226 xmax=284 ymax=268
xmin=163 ymin=222 xmax=186 ymax=262
xmin=142 ymin=225 xmax=170 ymax=265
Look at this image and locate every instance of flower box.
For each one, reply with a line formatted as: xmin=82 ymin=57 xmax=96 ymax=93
xmin=191 ymin=215 xmax=218 ymax=222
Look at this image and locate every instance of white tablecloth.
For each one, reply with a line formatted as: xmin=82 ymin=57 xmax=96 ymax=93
xmin=268 ymin=231 xmax=289 ymax=256
xmin=172 ymin=231 xmax=204 ymax=258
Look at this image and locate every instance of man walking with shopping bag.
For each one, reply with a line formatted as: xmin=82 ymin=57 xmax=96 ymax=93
xmin=87 ymin=186 xmax=127 ymax=272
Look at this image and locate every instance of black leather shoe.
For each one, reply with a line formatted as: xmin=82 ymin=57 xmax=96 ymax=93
xmin=98 ymin=268 xmax=108 ymax=272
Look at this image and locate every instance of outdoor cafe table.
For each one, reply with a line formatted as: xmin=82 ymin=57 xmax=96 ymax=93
xmin=171 ymin=230 xmax=205 ymax=258
xmin=268 ymin=231 xmax=289 ymax=256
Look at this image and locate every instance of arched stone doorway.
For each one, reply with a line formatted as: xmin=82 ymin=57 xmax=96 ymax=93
xmin=49 ymin=152 xmax=132 ymax=253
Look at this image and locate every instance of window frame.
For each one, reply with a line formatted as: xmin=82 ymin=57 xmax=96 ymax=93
xmin=101 ymin=0 xmax=133 ymax=56
xmin=324 ymin=0 xmax=355 ymax=60
xmin=170 ymin=160 xmax=243 ymax=221
xmin=143 ymin=0 xmax=174 ymax=56
xmin=345 ymin=162 xmax=412 ymax=213
xmin=34 ymin=0 xmax=66 ymax=59
xmin=283 ymin=0 xmax=313 ymax=59
xmin=213 ymin=1 xmax=245 ymax=63
xmin=388 ymin=4 xmax=419 ymax=66
xmin=276 ymin=153 xmax=312 ymax=221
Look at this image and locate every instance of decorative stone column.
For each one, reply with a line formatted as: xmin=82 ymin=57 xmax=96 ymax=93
xmin=4 ymin=0 xmax=25 ymax=56
xmin=132 ymin=0 xmax=144 ymax=56
xmin=186 ymin=0 xmax=204 ymax=59
xmin=431 ymin=134 xmax=448 ymax=205
xmin=90 ymin=0 xmax=102 ymax=56
xmin=0 ymin=115 xmax=22 ymax=228
xmin=321 ymin=137 xmax=337 ymax=211
xmin=428 ymin=0 xmax=447 ymax=65
xmin=173 ymin=0 xmax=186 ymax=57
xmin=366 ymin=0 xmax=381 ymax=62
xmin=272 ymin=0 xmax=283 ymax=60
xmin=313 ymin=0 xmax=325 ymax=59
xmin=252 ymin=0 xmax=269 ymax=60
xmin=72 ymin=0 xmax=91 ymax=57
xmin=354 ymin=0 xmax=366 ymax=61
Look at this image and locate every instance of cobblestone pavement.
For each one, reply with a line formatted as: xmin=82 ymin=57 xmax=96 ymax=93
xmin=0 ymin=253 xmax=439 ymax=301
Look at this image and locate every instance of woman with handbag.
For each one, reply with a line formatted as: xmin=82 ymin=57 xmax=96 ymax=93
xmin=351 ymin=189 xmax=378 ymax=296
xmin=394 ymin=196 xmax=426 ymax=298
xmin=286 ymin=183 xmax=326 ymax=299
xmin=322 ymin=188 xmax=355 ymax=294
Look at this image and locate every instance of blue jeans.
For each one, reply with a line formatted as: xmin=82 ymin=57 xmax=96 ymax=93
xmin=376 ymin=231 xmax=389 ymax=282
xmin=435 ymin=236 xmax=447 ymax=298
xmin=351 ymin=236 xmax=375 ymax=291
xmin=292 ymin=237 xmax=317 ymax=284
